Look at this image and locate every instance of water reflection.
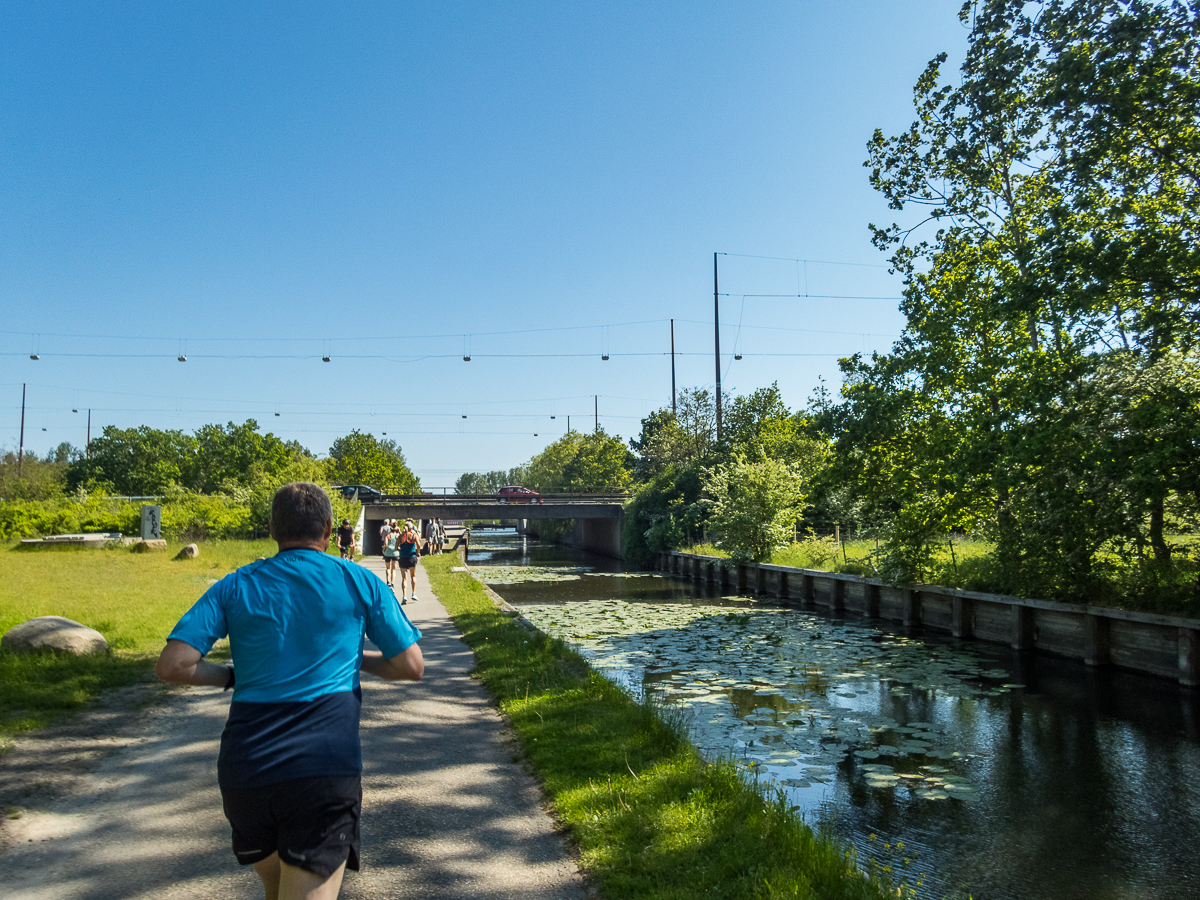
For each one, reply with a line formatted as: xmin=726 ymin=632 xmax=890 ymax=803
xmin=471 ymin=530 xmax=1200 ymax=900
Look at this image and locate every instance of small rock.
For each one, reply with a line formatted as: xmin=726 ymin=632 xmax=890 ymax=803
xmin=1 ymin=616 xmax=108 ymax=656
xmin=175 ymin=543 xmax=200 ymax=560
xmin=133 ymin=539 xmax=168 ymax=553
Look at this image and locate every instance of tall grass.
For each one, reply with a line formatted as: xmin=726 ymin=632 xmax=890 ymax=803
xmin=685 ymin=537 xmax=1002 ymax=585
xmin=423 ymin=553 xmax=894 ymax=900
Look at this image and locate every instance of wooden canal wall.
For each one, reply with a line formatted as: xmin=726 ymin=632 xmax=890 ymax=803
xmin=660 ymin=551 xmax=1200 ymax=688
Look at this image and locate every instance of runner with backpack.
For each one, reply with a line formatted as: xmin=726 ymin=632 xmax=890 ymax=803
xmin=381 ymin=525 xmax=400 ymax=589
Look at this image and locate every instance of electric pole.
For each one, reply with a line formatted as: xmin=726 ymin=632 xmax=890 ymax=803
xmin=714 ymin=252 xmax=722 ymax=442
xmin=670 ymin=319 xmax=677 ymax=417
xmin=17 ymin=383 xmax=25 ymax=477
xmin=86 ymin=409 xmax=91 ymax=458
xmin=594 ymin=395 xmax=598 ymax=434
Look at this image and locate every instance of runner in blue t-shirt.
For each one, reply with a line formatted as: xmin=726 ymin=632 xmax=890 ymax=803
xmin=156 ymin=482 xmax=423 ymax=900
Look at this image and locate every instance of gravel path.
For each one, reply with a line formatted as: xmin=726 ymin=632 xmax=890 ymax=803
xmin=1 ymin=558 xmax=588 ymax=900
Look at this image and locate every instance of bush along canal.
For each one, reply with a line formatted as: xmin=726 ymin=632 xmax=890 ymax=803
xmin=466 ymin=529 xmax=1200 ymax=900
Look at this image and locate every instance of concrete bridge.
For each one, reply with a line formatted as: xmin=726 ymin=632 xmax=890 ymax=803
xmin=362 ymin=493 xmax=628 ymax=559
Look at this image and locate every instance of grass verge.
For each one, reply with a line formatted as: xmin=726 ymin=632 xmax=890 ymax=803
xmin=0 ymin=538 xmax=274 ymax=736
xmin=423 ymin=552 xmax=892 ymax=900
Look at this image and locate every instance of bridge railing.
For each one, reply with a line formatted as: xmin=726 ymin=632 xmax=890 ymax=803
xmin=372 ymin=493 xmax=628 ymax=504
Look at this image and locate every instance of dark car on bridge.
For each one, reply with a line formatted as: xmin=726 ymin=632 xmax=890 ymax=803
xmin=497 ymin=486 xmax=542 ymax=504
xmin=334 ymin=484 xmax=382 ymax=502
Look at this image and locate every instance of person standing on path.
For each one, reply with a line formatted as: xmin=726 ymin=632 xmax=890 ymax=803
xmin=155 ymin=482 xmax=424 ymax=900
xmin=336 ymin=518 xmax=356 ymax=560
xmin=432 ymin=517 xmax=445 ymax=554
xmin=397 ymin=519 xmax=422 ymax=604
xmin=381 ymin=524 xmax=400 ymax=589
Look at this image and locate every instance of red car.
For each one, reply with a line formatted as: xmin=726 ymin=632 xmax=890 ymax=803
xmin=497 ymin=486 xmax=542 ymax=504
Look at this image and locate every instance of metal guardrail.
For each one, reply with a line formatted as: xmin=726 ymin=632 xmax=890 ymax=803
xmin=372 ymin=493 xmax=628 ymax=505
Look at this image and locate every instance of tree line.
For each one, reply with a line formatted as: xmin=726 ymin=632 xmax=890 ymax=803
xmin=0 ymin=422 xmax=419 ymax=540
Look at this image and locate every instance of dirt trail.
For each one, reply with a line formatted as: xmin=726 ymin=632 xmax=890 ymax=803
xmin=1 ymin=560 xmax=588 ymax=900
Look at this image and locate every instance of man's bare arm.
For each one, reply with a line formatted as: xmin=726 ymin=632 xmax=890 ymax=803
xmin=156 ymin=639 xmax=231 ymax=687
xmin=361 ymin=643 xmax=424 ymax=681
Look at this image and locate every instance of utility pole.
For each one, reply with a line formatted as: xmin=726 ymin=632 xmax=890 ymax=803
xmin=17 ymin=383 xmax=25 ymax=477
xmin=714 ymin=252 xmax=722 ymax=442
xmin=594 ymin=395 xmax=598 ymax=434
xmin=670 ymin=319 xmax=677 ymax=417
xmin=86 ymin=409 xmax=91 ymax=458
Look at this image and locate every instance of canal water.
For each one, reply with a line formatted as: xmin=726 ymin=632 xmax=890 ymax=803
xmin=466 ymin=529 xmax=1200 ymax=900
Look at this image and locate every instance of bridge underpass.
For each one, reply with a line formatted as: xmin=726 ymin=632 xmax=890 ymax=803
xmin=361 ymin=494 xmax=627 ymax=559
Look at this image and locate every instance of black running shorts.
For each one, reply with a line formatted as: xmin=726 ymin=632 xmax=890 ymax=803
xmin=398 ymin=557 xmax=417 ymax=568
xmin=221 ymin=775 xmax=361 ymax=876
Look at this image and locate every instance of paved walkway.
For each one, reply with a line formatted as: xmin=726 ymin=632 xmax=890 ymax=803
xmin=1 ymin=559 xmax=588 ymax=900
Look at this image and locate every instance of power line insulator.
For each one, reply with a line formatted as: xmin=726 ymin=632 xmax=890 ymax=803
xmin=29 ymin=354 xmax=39 ymax=360
xmin=177 ymin=355 xmax=187 ymax=362
xmin=463 ymin=356 xmax=471 ymax=361
xmin=322 ymin=356 xmax=331 ymax=362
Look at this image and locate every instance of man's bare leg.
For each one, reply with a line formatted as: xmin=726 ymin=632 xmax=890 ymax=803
xmin=253 ymin=852 xmax=347 ymax=900
xmin=252 ymin=854 xmax=281 ymax=900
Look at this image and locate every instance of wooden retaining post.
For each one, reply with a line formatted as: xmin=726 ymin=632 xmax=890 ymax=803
xmin=952 ymin=596 xmax=973 ymax=638
xmin=1011 ymin=604 xmax=1035 ymax=651
xmin=802 ymin=574 xmax=815 ymax=609
xmin=903 ymin=589 xmax=920 ymax=627
xmin=831 ymin=578 xmax=845 ymax=615
xmin=1180 ymin=627 xmax=1199 ymax=687
xmin=777 ymin=570 xmax=788 ymax=600
xmin=1083 ymin=612 xmax=1110 ymax=667
xmin=865 ymin=582 xmax=880 ymax=619
xmin=736 ymin=564 xmax=748 ymax=594
xmin=754 ymin=564 xmax=766 ymax=595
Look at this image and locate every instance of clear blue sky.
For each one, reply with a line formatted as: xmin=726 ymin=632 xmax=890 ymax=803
xmin=0 ymin=1 xmax=968 ymax=487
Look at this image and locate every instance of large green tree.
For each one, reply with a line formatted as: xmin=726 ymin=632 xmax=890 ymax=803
xmin=839 ymin=0 xmax=1200 ymax=598
xmin=67 ymin=426 xmax=199 ymax=495
xmin=190 ymin=420 xmax=295 ymax=493
xmin=327 ymin=431 xmax=420 ymax=494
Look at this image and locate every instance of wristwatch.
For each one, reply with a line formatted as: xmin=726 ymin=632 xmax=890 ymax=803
xmin=224 ymin=665 xmax=235 ymax=691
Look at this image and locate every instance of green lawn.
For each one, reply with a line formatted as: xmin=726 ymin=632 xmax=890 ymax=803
xmin=423 ymin=553 xmax=897 ymax=900
xmin=0 ymin=538 xmax=278 ymax=735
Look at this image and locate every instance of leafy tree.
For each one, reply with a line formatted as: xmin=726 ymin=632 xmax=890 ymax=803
xmin=327 ymin=430 xmax=419 ymax=494
xmin=560 ymin=431 xmax=635 ymax=493
xmin=0 ymin=447 xmax=72 ymax=500
xmin=190 ymin=420 xmax=294 ymax=493
xmin=519 ymin=430 xmax=632 ymax=494
xmin=67 ymin=426 xmax=198 ymax=496
xmin=837 ymin=0 xmax=1200 ymax=600
xmin=455 ymin=470 xmax=511 ymax=494
xmin=628 ymin=387 xmax=719 ymax=480
xmin=704 ymin=453 xmax=808 ymax=562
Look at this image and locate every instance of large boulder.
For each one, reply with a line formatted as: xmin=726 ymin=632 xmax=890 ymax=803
xmin=175 ymin=543 xmax=200 ymax=560
xmin=133 ymin=539 xmax=168 ymax=553
xmin=2 ymin=616 xmax=108 ymax=656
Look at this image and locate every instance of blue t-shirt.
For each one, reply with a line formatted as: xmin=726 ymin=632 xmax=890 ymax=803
xmin=168 ymin=548 xmax=421 ymax=788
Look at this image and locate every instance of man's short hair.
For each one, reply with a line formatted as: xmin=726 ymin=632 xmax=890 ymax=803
xmin=271 ymin=482 xmax=333 ymax=543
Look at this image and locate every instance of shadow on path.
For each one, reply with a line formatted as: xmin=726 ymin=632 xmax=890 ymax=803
xmin=2 ymin=557 xmax=586 ymax=900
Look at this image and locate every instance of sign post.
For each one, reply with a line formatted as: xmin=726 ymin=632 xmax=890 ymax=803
xmin=140 ymin=505 xmax=162 ymax=540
